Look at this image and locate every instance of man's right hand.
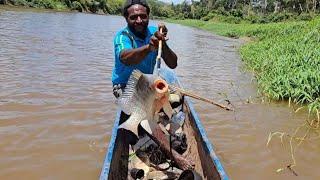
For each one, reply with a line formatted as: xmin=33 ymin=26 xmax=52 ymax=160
xmin=148 ymin=24 xmax=168 ymax=51
xmin=148 ymin=35 xmax=159 ymax=51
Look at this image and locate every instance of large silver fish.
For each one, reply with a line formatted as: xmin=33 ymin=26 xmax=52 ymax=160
xmin=117 ymin=70 xmax=173 ymax=137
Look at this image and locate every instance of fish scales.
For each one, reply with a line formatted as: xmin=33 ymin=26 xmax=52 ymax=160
xmin=117 ymin=70 xmax=173 ymax=137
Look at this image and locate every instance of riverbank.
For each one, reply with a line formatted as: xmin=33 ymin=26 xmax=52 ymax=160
xmin=0 ymin=4 xmax=71 ymax=13
xmin=0 ymin=0 xmax=106 ymax=14
xmin=168 ymin=18 xmax=320 ymax=113
xmin=1 ymin=0 xmax=68 ymax=11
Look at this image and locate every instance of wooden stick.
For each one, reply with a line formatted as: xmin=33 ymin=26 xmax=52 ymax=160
xmin=170 ymin=85 xmax=234 ymax=111
xmin=156 ymin=27 xmax=163 ymax=61
xmin=156 ymin=27 xmax=163 ymax=72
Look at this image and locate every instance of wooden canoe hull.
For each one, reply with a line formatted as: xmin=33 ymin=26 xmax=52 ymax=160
xmin=100 ymin=69 xmax=229 ymax=180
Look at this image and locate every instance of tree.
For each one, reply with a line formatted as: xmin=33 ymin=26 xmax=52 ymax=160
xmin=1 ymin=0 xmax=8 ymax=4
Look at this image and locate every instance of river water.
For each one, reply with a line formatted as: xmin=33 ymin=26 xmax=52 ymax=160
xmin=0 ymin=7 xmax=319 ymax=180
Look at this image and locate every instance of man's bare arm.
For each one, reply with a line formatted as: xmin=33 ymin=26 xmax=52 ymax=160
xmin=120 ymin=45 xmax=152 ymax=65
xmin=162 ymin=42 xmax=177 ymax=69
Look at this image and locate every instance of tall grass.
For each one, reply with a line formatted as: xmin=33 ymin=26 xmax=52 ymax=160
xmin=168 ymin=18 xmax=320 ymax=113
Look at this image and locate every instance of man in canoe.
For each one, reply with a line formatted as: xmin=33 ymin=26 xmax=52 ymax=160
xmin=112 ymin=0 xmax=177 ymax=97
xmin=111 ymin=0 xmax=194 ymax=170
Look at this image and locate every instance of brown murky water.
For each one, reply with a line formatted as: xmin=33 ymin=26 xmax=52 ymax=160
xmin=1 ymin=7 xmax=319 ymax=180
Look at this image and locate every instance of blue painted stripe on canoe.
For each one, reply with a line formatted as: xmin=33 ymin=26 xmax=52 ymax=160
xmin=99 ymin=110 xmax=121 ymax=180
xmin=185 ymin=97 xmax=229 ymax=180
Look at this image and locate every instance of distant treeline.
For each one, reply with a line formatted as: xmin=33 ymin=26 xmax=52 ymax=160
xmin=149 ymin=0 xmax=319 ymax=23
xmin=0 ymin=0 xmax=319 ymax=22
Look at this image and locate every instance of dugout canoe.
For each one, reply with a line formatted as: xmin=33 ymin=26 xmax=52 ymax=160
xmin=100 ymin=68 xmax=229 ymax=180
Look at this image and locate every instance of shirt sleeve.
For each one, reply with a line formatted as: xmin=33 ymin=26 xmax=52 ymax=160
xmin=114 ymin=33 xmax=133 ymax=61
xmin=149 ymin=26 xmax=158 ymax=35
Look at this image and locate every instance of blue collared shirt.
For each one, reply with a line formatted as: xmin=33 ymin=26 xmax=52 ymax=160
xmin=112 ymin=26 xmax=158 ymax=86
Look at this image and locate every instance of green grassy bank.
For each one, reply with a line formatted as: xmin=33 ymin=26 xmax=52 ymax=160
xmin=168 ymin=18 xmax=320 ymax=113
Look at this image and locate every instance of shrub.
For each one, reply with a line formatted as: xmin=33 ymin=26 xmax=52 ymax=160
xmin=297 ymin=13 xmax=313 ymax=21
xmin=266 ymin=12 xmax=294 ymax=22
xmin=201 ymin=12 xmax=216 ymax=21
xmin=71 ymin=1 xmax=83 ymax=11
xmin=222 ymin=15 xmax=242 ymax=24
xmin=176 ymin=13 xmax=185 ymax=20
xmin=106 ymin=0 xmax=122 ymax=15
xmin=245 ymin=15 xmax=260 ymax=23
xmin=12 ymin=0 xmax=28 ymax=6
xmin=230 ymin=9 xmax=243 ymax=18
xmin=256 ymin=16 xmax=270 ymax=24
xmin=30 ymin=0 xmax=56 ymax=9
xmin=226 ymin=31 xmax=239 ymax=38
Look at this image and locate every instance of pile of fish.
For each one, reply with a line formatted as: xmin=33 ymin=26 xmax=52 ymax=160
xmin=117 ymin=70 xmax=197 ymax=179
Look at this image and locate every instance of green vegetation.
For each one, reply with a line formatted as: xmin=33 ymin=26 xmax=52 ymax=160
xmin=1 ymin=0 xmax=319 ymax=111
xmin=1 ymin=0 xmax=320 ymax=19
xmin=11 ymin=0 xmax=68 ymax=10
xmin=168 ymin=17 xmax=320 ymax=113
xmin=241 ymin=19 xmax=320 ymax=113
xmin=0 ymin=0 xmax=110 ymax=13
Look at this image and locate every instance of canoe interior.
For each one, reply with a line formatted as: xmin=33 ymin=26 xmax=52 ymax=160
xmin=105 ymin=100 xmax=222 ymax=180
xmin=100 ymin=68 xmax=228 ymax=180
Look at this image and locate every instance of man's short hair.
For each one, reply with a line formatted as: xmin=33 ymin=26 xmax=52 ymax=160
xmin=122 ymin=0 xmax=150 ymax=17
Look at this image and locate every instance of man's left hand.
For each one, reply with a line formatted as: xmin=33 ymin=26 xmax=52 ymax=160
xmin=149 ymin=23 xmax=169 ymax=51
xmin=155 ymin=23 xmax=168 ymax=41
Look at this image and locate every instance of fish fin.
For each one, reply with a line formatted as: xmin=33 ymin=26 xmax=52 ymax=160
xmin=163 ymin=100 xmax=173 ymax=119
xmin=122 ymin=70 xmax=143 ymax=97
xmin=116 ymin=70 xmax=143 ymax=114
xmin=118 ymin=113 xmax=142 ymax=137
xmin=117 ymin=70 xmax=154 ymax=115
xmin=140 ymin=120 xmax=157 ymax=135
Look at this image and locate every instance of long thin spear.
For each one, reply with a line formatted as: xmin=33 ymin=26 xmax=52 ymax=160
xmin=156 ymin=27 xmax=163 ymax=75
xmin=170 ymin=85 xmax=234 ymax=111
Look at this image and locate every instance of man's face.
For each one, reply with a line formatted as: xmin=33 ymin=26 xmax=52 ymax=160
xmin=126 ymin=4 xmax=149 ymax=36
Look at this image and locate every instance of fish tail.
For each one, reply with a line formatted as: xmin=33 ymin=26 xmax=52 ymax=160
xmin=118 ymin=114 xmax=141 ymax=137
